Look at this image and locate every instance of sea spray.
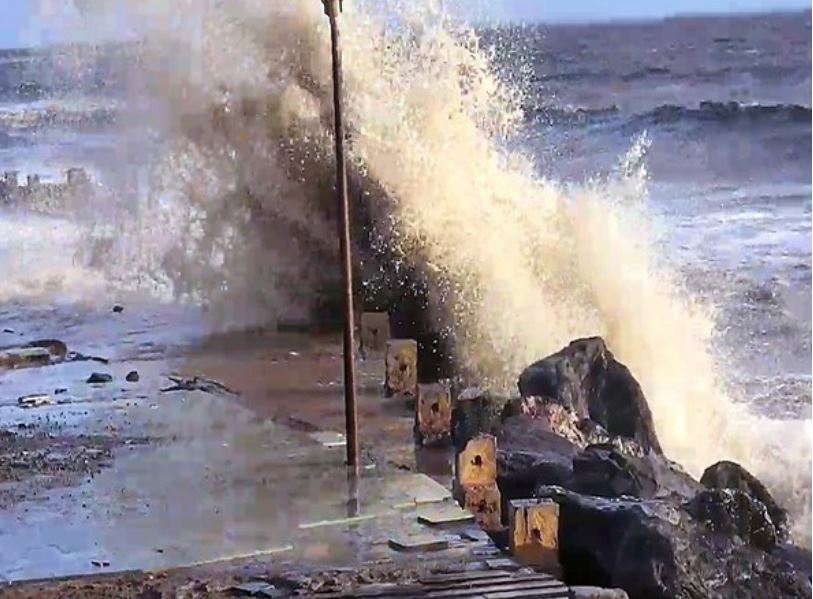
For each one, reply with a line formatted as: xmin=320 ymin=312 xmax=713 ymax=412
xmin=69 ymin=0 xmax=810 ymax=543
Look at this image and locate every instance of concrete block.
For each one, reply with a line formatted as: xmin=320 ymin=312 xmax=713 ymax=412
xmin=456 ymin=434 xmax=497 ymax=487
xmin=462 ymin=482 xmax=502 ymax=531
xmin=385 ymin=339 xmax=417 ymax=398
xmin=360 ymin=311 xmax=390 ymax=355
xmin=570 ymin=587 xmax=629 ymax=599
xmin=416 ymin=382 xmax=452 ymax=445
xmin=508 ymin=499 xmax=560 ymax=573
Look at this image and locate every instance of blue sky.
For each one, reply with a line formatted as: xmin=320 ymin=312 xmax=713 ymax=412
xmin=1 ymin=0 xmax=810 ymax=49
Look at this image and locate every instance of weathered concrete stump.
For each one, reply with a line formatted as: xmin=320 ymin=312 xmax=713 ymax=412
xmin=415 ymin=382 xmax=452 ymax=446
xmin=457 ymin=434 xmax=497 ymax=486
xmin=508 ymin=498 xmax=561 ymax=574
xmin=455 ymin=434 xmax=502 ymax=531
xmin=360 ymin=311 xmax=390 ymax=355
xmin=463 ymin=482 xmax=502 ymax=531
xmin=385 ymin=339 xmax=417 ymax=398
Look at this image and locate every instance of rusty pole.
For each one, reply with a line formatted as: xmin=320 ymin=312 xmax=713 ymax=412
xmin=322 ymin=0 xmax=359 ymax=475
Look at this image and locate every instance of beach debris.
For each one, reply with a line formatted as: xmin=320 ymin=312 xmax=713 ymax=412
xmin=228 ymin=581 xmax=286 ymax=598
xmin=125 ymin=370 xmax=140 ymax=383
xmin=17 ymin=394 xmax=53 ymax=408
xmin=66 ymin=351 xmax=109 ymax=365
xmin=90 ymin=559 xmax=110 ymax=568
xmin=54 ymin=388 xmax=68 ymax=394
xmin=87 ymin=372 xmax=113 ymax=384
xmin=112 ymin=304 xmax=124 ymax=313
xmin=161 ymin=375 xmax=238 ymax=395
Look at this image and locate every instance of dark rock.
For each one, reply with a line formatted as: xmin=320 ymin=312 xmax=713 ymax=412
xmin=686 ymin=488 xmax=778 ymax=552
xmin=126 ymin=370 xmax=140 ymax=383
xmin=452 ymin=388 xmax=512 ymax=452
xmin=112 ymin=305 xmax=124 ymax=313
xmin=87 ymin=372 xmax=113 ymax=384
xmin=700 ymin=460 xmax=789 ymax=541
xmin=571 ymin=444 xmax=700 ymax=501
xmin=572 ymin=444 xmax=658 ymax=499
xmin=518 ymin=338 xmax=662 ymax=454
xmin=496 ymin=416 xmax=579 ymax=517
xmin=772 ymin=543 xmax=813 ymax=579
xmin=536 ymin=485 xmax=811 ymax=599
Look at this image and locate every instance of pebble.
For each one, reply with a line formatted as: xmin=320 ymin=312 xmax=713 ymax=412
xmin=87 ymin=373 xmax=113 ymax=384
xmin=126 ymin=370 xmax=140 ymax=383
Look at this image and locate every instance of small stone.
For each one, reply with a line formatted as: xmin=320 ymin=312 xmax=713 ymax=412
xmin=125 ymin=370 xmax=140 ymax=383
xmin=54 ymin=388 xmax=68 ymax=395
xmin=91 ymin=559 xmax=110 ymax=567
xmin=3 ymin=328 xmax=14 ymax=334
xmin=87 ymin=372 xmax=113 ymax=384
xmin=112 ymin=305 xmax=124 ymax=313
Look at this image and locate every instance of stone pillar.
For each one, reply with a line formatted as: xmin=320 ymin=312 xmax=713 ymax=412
xmin=508 ymin=498 xmax=561 ymax=574
xmin=456 ymin=434 xmax=502 ymax=531
xmin=385 ymin=339 xmax=417 ymax=399
xmin=415 ymin=382 xmax=451 ymax=446
xmin=360 ymin=311 xmax=390 ymax=355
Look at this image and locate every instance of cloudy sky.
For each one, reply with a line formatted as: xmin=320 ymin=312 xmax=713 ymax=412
xmin=1 ymin=0 xmax=809 ymax=49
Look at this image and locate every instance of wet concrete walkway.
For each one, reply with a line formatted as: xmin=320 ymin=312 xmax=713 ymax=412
xmin=0 ymin=310 xmax=459 ymax=582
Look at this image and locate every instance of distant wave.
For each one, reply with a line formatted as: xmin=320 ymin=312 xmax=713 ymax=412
xmin=640 ymin=101 xmax=812 ymax=125
xmin=527 ymin=104 xmax=620 ymax=124
xmin=528 ymin=101 xmax=811 ymax=128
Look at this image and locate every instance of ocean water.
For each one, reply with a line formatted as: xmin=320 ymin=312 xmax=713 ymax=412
xmin=0 ymin=4 xmax=809 ymax=542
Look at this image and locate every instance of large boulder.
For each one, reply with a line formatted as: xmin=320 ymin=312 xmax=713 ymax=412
xmin=518 ymin=338 xmax=662 ymax=454
xmin=535 ymin=486 xmax=811 ymax=599
xmin=497 ymin=416 xmax=579 ymax=504
xmin=701 ymin=460 xmax=789 ymax=542
xmin=570 ymin=444 xmax=701 ymax=501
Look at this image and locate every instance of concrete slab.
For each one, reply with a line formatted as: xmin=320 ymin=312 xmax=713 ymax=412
xmin=417 ymin=502 xmax=475 ymax=526
xmin=387 ymin=533 xmax=449 ymax=553
xmin=308 ymin=431 xmax=346 ymax=448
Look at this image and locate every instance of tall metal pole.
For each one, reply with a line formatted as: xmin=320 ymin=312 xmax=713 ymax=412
xmin=322 ymin=0 xmax=359 ymax=475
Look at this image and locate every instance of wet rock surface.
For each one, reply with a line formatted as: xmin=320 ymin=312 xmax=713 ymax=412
xmin=701 ymin=460 xmax=789 ymax=541
xmin=536 ymin=485 xmax=811 ymax=599
xmin=449 ymin=337 xmax=811 ymax=598
xmin=518 ymin=337 xmax=662 ymax=454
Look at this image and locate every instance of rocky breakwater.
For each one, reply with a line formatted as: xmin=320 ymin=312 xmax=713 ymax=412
xmin=454 ymin=337 xmax=811 ymax=599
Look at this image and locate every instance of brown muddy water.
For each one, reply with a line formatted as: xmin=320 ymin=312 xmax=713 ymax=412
xmin=0 ymin=302 xmax=453 ymax=583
